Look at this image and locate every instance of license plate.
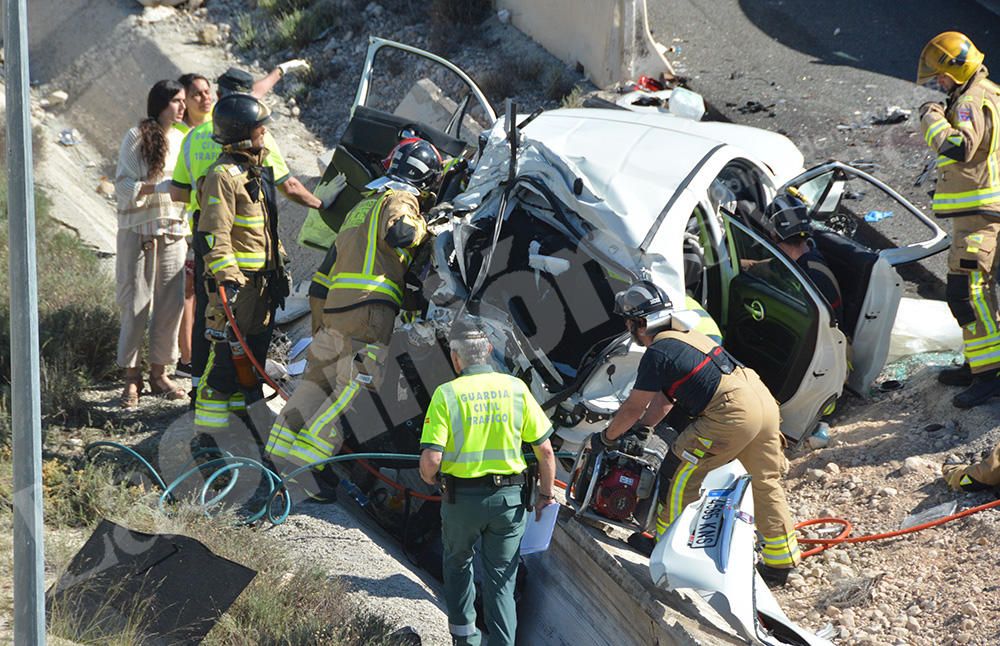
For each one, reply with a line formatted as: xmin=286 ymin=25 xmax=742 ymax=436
xmin=689 ymin=491 xmax=727 ymax=549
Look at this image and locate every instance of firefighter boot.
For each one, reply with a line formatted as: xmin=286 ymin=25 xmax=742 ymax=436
xmin=938 ymin=362 xmax=973 ymax=387
xmin=757 ymin=563 xmax=793 ymax=588
xmin=952 ymin=370 xmax=1000 ymax=409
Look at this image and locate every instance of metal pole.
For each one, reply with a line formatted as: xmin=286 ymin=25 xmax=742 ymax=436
xmin=5 ymin=0 xmax=48 ymax=643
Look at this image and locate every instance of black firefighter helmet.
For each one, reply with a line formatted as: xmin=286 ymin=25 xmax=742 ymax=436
xmin=211 ymin=93 xmax=272 ymax=147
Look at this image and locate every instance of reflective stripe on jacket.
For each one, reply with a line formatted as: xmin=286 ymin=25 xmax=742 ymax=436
xmin=324 ymin=189 xmax=427 ymax=312
xmin=921 ymin=66 xmax=1000 ymax=216
xmin=197 ymin=149 xmax=284 ymax=286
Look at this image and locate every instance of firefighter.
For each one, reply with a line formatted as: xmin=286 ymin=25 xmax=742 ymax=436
xmin=766 ymin=193 xmax=844 ymax=326
xmin=917 ymin=32 xmax=1000 ymax=408
xmin=265 ymin=138 xmax=443 ymax=480
xmin=596 ymin=281 xmax=800 ymax=585
xmin=942 ymin=442 xmax=1000 ymax=492
xmin=419 ymin=318 xmax=557 ymax=646
xmin=170 ymin=67 xmax=323 ymax=409
xmin=194 ymin=94 xmax=289 ymax=440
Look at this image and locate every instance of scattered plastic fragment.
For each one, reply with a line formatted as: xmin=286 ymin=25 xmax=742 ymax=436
xmin=864 ymin=210 xmax=894 ymax=222
xmin=900 ymin=501 xmax=957 ymax=530
xmin=808 ymin=422 xmax=830 ymax=449
xmin=871 ymin=105 xmax=911 ymax=125
xmin=58 ymin=128 xmax=82 ymax=146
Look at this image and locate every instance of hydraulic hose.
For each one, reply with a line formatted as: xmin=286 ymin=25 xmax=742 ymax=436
xmin=217 ymin=285 xmax=291 ymax=401
xmin=795 ymin=496 xmax=1000 ymax=558
xmin=84 ymin=441 xmax=576 ymax=528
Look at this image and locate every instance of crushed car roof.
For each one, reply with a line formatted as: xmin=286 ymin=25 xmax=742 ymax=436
xmin=454 ymin=108 xmax=803 ymax=305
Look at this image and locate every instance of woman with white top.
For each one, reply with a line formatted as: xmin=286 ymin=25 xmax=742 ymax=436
xmin=114 ymin=79 xmax=189 ymax=408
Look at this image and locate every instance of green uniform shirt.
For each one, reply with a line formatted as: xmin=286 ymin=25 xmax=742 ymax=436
xmin=420 ymin=365 xmax=553 ymax=478
xmin=171 ymin=117 xmax=290 ymax=212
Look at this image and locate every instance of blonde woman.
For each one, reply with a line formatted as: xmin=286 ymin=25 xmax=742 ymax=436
xmin=114 ymin=80 xmax=189 ymax=407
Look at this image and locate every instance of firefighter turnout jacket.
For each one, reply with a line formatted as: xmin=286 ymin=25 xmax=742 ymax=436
xmin=198 ymin=148 xmax=285 ymax=289
xmin=320 ymin=189 xmax=428 ymax=313
xmin=921 ymin=66 xmax=1000 ymax=216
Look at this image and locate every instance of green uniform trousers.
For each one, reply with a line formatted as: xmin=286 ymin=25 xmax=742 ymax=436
xmin=441 ymin=484 xmax=526 ymax=646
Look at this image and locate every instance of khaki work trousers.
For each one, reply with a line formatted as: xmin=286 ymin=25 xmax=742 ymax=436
xmin=965 ymin=441 xmax=1000 ymax=486
xmin=947 ymin=214 xmax=1000 ymax=374
xmin=115 ymin=229 xmax=186 ymax=368
xmin=657 ymin=367 xmax=801 ymax=569
xmin=266 ymin=303 xmax=395 ymax=469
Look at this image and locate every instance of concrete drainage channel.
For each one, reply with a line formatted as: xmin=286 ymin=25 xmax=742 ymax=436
xmin=518 ymin=509 xmax=745 ymax=645
xmin=22 ymin=1 xmax=756 ymax=644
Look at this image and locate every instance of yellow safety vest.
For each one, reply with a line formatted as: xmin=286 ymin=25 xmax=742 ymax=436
xmin=420 ymin=366 xmax=553 ymax=478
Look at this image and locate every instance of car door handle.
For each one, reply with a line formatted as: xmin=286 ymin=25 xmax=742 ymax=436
xmin=744 ymin=300 xmax=765 ymax=321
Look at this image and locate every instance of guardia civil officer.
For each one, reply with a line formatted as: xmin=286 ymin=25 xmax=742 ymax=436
xmin=419 ymin=319 xmax=557 ymax=646
xmin=597 ymin=281 xmax=800 ymax=586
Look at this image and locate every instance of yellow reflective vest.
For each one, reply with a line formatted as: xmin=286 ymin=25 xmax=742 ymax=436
xmin=322 ymin=189 xmax=427 ymax=312
xmin=921 ymin=66 xmax=1000 ymax=216
xmin=420 ymin=365 xmax=554 ymax=478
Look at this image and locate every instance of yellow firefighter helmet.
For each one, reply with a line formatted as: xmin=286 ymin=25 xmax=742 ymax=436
xmin=917 ymin=31 xmax=985 ymax=86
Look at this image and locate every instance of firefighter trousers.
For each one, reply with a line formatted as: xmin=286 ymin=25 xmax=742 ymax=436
xmin=964 ymin=440 xmax=1000 ymax=486
xmin=265 ymin=302 xmax=395 ymax=470
xmin=194 ymin=278 xmax=273 ymax=440
xmin=656 ymin=367 xmax=801 ymax=569
xmin=946 ymin=214 xmax=1000 ymax=374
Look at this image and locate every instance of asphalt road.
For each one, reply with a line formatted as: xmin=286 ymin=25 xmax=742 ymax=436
xmin=647 ymin=0 xmax=1000 ymax=298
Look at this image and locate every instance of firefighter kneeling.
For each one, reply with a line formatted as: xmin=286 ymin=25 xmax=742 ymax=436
xmin=598 ymin=281 xmax=801 ymax=586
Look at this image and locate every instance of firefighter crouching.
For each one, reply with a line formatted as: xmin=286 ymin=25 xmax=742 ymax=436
xmin=195 ymin=94 xmax=289 ymax=440
xmin=917 ymin=32 xmax=1000 ymax=408
xmin=596 ymin=281 xmax=801 ymax=586
xmin=265 ymin=138 xmax=443 ymax=486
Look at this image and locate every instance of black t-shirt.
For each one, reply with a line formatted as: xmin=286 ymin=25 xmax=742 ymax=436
xmin=797 ymin=248 xmax=843 ymax=325
xmin=633 ymin=336 xmax=725 ymax=417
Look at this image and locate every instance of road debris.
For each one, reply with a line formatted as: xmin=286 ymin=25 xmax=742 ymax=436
xmin=727 ymin=99 xmax=776 ymax=116
xmin=871 ymin=105 xmax=911 ymax=125
xmin=58 ymin=128 xmax=82 ymax=146
xmin=863 ymin=209 xmax=894 ymax=222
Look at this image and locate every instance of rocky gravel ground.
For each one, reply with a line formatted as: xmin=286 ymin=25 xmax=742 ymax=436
xmin=773 ymin=363 xmax=1000 ymax=646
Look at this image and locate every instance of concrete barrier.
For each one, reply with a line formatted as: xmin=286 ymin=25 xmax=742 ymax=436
xmin=496 ymin=0 xmax=673 ymax=89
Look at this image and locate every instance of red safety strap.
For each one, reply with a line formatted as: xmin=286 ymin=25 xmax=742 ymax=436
xmin=666 ymin=346 xmax=723 ymax=398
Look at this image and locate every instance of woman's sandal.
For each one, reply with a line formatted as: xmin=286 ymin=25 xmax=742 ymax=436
xmin=148 ymin=377 xmax=187 ymax=401
xmin=120 ymin=376 xmax=143 ymax=409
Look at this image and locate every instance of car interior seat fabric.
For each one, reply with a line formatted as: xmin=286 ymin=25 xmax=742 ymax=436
xmin=811 ymin=230 xmax=877 ymax=339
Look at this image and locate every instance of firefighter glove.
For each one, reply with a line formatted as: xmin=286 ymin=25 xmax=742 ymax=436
xmin=942 ymin=463 xmax=989 ymax=491
xmin=222 ymin=282 xmax=240 ymax=306
xmin=590 ymin=429 xmax=620 ymax=454
xmin=627 ymin=423 xmax=654 ymax=441
xmin=919 ymin=101 xmax=944 ymax=118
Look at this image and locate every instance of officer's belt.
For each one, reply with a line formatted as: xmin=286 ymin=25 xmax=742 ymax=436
xmin=446 ymin=472 xmax=526 ymax=488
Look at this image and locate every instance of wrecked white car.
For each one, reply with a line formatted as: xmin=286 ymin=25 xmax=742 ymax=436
xmin=302 ymin=38 xmax=950 ymax=455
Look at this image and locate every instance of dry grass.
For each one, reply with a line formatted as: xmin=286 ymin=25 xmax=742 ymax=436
xmin=0 ymin=446 xmax=402 ymax=644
